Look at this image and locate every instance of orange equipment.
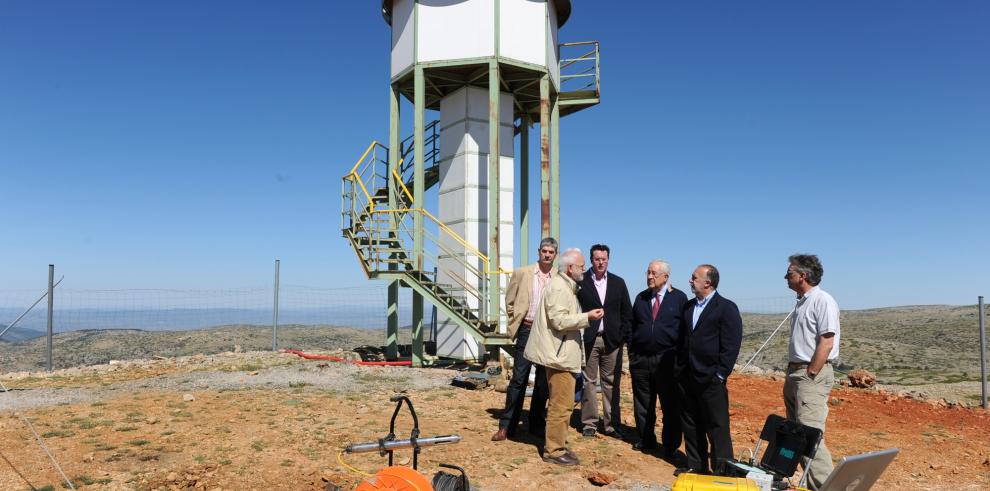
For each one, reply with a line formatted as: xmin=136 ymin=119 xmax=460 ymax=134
xmin=355 ymin=466 xmax=434 ymax=491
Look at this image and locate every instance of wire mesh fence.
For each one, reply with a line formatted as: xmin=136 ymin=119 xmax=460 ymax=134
xmin=0 ymin=283 xmax=424 ymax=371
xmin=1 ymin=282 xmax=987 ymax=406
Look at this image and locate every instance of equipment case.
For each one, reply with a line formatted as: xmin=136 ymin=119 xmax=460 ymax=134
xmin=672 ymin=473 xmax=761 ymax=491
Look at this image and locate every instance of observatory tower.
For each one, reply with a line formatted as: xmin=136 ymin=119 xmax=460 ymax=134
xmin=343 ymin=0 xmax=600 ymax=365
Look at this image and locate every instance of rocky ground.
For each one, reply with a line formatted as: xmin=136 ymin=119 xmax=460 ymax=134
xmin=1 ymin=350 xmax=989 ymax=490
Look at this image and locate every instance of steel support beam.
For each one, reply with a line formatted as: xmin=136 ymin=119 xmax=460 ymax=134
xmin=386 ymin=85 xmax=401 ymax=360
xmin=412 ymin=291 xmax=424 ymax=367
xmin=539 ymin=75 xmax=551 ymax=239
xmin=414 ymin=67 xmax=425 ymax=268
xmin=519 ymin=118 xmax=530 ymax=266
xmin=413 ymin=66 xmax=426 ymax=365
xmin=487 ymin=61 xmax=501 ymax=327
xmin=550 ymin=91 xmax=560 ymax=242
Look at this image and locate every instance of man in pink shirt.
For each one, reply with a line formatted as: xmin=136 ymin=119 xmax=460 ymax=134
xmin=492 ymin=237 xmax=558 ymax=441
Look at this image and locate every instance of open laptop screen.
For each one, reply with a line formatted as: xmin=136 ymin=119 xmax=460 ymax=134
xmin=820 ymin=448 xmax=899 ymax=491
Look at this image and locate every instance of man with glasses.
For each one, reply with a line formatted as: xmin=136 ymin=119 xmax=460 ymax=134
xmin=627 ymin=260 xmax=688 ymax=457
xmin=784 ymin=254 xmax=840 ymax=490
xmin=524 ymin=248 xmax=604 ymax=466
xmin=491 ymin=237 xmax=558 ymax=442
xmin=676 ymin=264 xmax=742 ymax=476
xmin=577 ymin=244 xmax=633 ymax=439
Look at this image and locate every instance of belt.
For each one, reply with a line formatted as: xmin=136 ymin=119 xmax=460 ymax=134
xmin=787 ymin=360 xmax=832 ymax=370
xmin=521 ymin=320 xmax=533 ymax=327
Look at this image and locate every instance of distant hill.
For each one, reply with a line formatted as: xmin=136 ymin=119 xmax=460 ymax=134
xmin=739 ymin=304 xmax=985 ymax=385
xmin=1 ymin=305 xmax=985 ymax=388
xmin=0 ymin=326 xmax=44 ymax=343
xmin=0 ymin=306 xmax=394 ymax=332
xmin=0 ymin=324 xmax=393 ymax=372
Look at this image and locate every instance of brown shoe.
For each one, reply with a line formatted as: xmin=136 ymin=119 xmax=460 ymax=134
xmin=491 ymin=428 xmax=509 ymax=442
xmin=542 ymin=451 xmax=580 ymax=466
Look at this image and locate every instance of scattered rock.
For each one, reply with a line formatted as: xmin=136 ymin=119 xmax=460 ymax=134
xmin=183 ymin=393 xmax=196 ymax=402
xmin=146 ymin=417 xmax=159 ymax=424
xmin=109 ymin=360 xmax=122 ymax=365
xmin=234 ymin=344 xmax=243 ymax=353
xmin=583 ymin=469 xmax=616 ymax=486
xmin=166 ymin=471 xmax=179 ymax=482
xmin=847 ymin=369 xmax=876 ymax=388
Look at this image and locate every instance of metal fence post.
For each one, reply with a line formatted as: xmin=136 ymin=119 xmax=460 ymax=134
xmin=272 ymin=259 xmax=280 ymax=352
xmin=47 ymin=264 xmax=54 ymax=372
xmin=979 ymin=296 xmax=987 ymax=410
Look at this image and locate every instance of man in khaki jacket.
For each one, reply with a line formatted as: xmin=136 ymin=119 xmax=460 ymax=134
xmin=524 ymin=248 xmax=604 ymax=466
xmin=491 ymin=237 xmax=558 ymax=442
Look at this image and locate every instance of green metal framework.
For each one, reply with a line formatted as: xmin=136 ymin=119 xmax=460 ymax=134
xmin=341 ymin=40 xmax=599 ymax=366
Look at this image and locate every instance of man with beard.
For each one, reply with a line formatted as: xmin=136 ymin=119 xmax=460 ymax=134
xmin=676 ymin=264 xmax=742 ymax=475
xmin=492 ymin=237 xmax=558 ymax=441
xmin=524 ymin=248 xmax=603 ymax=466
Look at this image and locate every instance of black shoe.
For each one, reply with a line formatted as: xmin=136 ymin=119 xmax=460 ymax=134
xmin=633 ymin=441 xmax=658 ymax=452
xmin=543 ymin=451 xmax=580 ymax=466
xmin=601 ymin=428 xmax=620 ymax=438
xmin=674 ymin=467 xmax=708 ymax=476
xmin=581 ymin=428 xmax=596 ymax=438
xmin=661 ymin=445 xmax=680 ymax=459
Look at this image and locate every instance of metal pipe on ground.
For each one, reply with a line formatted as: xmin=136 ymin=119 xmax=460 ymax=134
xmin=345 ymin=435 xmax=461 ymax=454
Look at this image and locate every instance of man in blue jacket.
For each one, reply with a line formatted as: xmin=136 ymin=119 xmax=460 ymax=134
xmin=627 ymin=259 xmax=688 ymax=457
xmin=676 ymin=264 xmax=743 ymax=475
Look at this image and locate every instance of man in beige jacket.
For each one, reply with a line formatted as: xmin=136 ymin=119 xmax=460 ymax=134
xmin=524 ymin=248 xmax=604 ymax=466
xmin=492 ymin=237 xmax=558 ymax=441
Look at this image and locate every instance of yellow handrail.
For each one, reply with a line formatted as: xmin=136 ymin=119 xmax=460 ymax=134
xmin=372 ymin=208 xmax=511 ymax=275
xmin=345 ymin=172 xmax=375 ymax=213
xmin=344 ymin=141 xmax=512 ymax=283
xmin=349 ymin=140 xmax=380 ymax=175
xmin=391 ymin=168 xmax=415 ymax=204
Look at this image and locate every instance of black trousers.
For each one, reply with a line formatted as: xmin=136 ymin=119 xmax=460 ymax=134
xmin=629 ymin=350 xmax=682 ymax=450
xmin=498 ymin=325 xmax=548 ymax=432
xmin=678 ymin=374 xmax=733 ymax=473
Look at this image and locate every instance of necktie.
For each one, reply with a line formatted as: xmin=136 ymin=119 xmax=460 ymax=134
xmin=652 ymin=291 xmax=662 ymax=320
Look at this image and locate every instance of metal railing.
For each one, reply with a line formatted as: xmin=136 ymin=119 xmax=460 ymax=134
xmin=342 ymin=138 xmax=510 ymax=326
xmin=559 ymin=41 xmax=600 ymax=95
xmin=399 ymin=119 xmax=439 ymax=178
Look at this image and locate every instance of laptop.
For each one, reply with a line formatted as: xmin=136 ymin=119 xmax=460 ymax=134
xmin=819 ymin=448 xmax=899 ymax=491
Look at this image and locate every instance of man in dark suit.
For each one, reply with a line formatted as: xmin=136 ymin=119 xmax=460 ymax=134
xmin=576 ymin=244 xmax=632 ymax=438
xmin=627 ymin=260 xmax=688 ymax=457
xmin=676 ymin=264 xmax=743 ymax=475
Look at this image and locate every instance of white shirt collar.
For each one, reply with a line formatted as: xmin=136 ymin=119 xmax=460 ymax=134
xmin=697 ymin=289 xmax=716 ymax=306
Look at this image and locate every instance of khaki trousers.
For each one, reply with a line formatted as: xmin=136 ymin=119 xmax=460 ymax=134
xmin=784 ymin=363 xmax=835 ymax=490
xmin=544 ymin=367 xmax=576 ymax=458
xmin=581 ymin=335 xmax=622 ymax=432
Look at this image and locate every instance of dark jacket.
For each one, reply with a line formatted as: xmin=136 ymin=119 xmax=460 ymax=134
xmin=676 ymin=292 xmax=743 ymax=385
xmin=627 ymin=285 xmax=689 ymax=356
xmin=577 ymin=269 xmax=632 ymax=354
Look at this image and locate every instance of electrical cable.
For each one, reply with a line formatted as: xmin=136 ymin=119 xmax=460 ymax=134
xmin=337 ymin=450 xmax=374 ymax=478
xmin=283 ymin=348 xmax=412 ymax=366
xmin=0 ymin=379 xmax=76 ymax=490
xmin=0 ymin=449 xmax=36 ymax=490
xmin=741 ymin=308 xmax=795 ymax=372
xmin=431 ymin=471 xmax=467 ymax=491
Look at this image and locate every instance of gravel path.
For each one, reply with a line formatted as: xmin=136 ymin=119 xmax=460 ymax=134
xmin=0 ymin=351 xmax=457 ymax=412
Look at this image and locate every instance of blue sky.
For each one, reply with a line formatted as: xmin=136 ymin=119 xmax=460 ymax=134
xmin=1 ymin=1 xmax=987 ymax=310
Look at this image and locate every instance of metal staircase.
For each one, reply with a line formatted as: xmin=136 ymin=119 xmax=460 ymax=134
xmin=341 ymin=125 xmax=511 ymax=353
xmin=341 ymin=41 xmax=601 ymax=360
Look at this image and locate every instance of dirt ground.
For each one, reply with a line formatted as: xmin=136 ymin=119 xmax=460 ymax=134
xmin=2 ymin=352 xmax=989 ymax=490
